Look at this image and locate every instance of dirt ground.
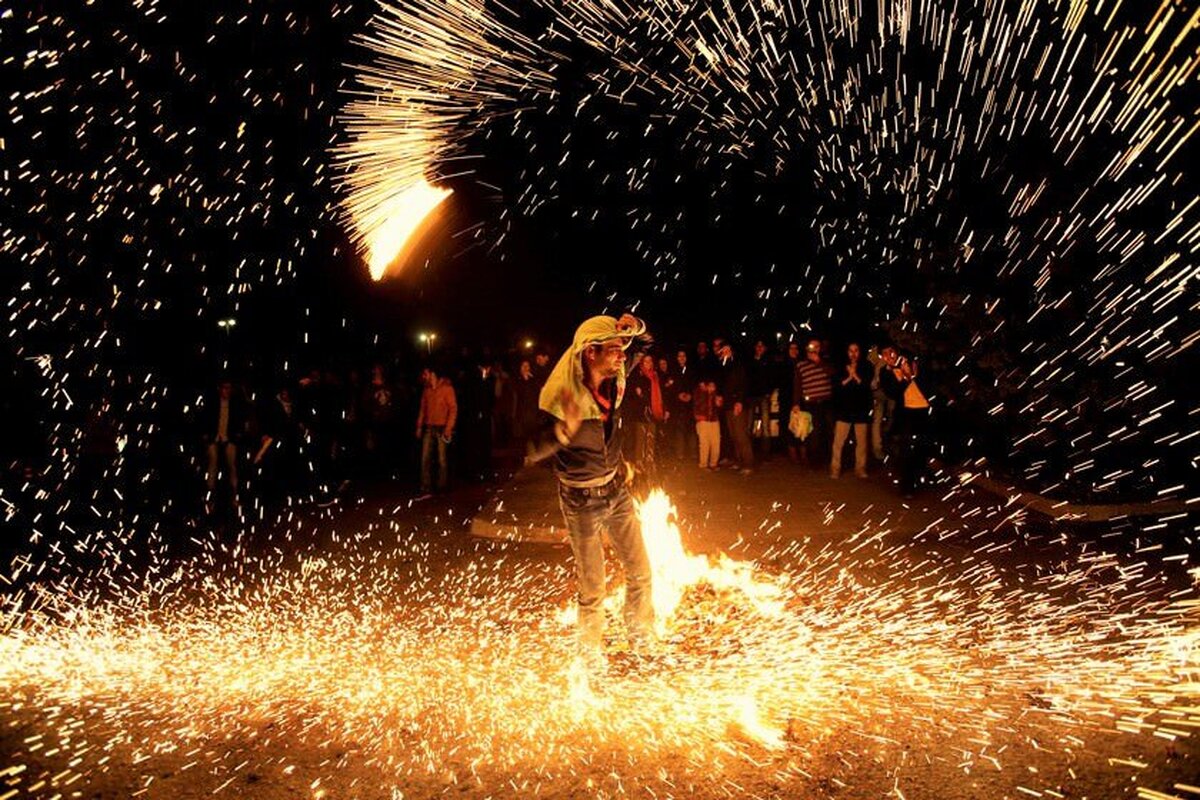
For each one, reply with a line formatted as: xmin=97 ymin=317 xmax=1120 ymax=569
xmin=2 ymin=459 xmax=1196 ymax=799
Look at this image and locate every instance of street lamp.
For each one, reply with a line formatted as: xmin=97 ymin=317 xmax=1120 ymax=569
xmin=419 ymin=331 xmax=438 ymax=354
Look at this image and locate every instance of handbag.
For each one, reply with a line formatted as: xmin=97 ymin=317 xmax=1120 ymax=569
xmin=788 ymin=407 xmax=813 ymax=441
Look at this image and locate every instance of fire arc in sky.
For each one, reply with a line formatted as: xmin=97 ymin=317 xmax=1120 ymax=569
xmin=365 ymin=179 xmax=454 ymax=281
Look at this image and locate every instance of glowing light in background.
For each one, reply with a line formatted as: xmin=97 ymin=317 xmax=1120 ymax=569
xmin=364 ymin=179 xmax=453 ymax=280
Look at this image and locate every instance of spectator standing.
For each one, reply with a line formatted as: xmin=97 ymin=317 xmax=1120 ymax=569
xmin=780 ymin=340 xmax=802 ymax=461
xmin=693 ymin=380 xmax=721 ymax=469
xmin=202 ymin=379 xmax=250 ymax=514
xmin=830 ymin=342 xmax=872 ymax=479
xmin=532 ymin=350 xmax=552 ymax=388
xmin=878 ymin=345 xmax=932 ymax=497
xmin=793 ymin=338 xmax=834 ymax=469
xmin=667 ymin=348 xmax=695 ymax=460
xmin=511 ymin=359 xmax=542 ymax=457
xmin=624 ymin=354 xmax=665 ymax=478
xmin=258 ymin=384 xmax=305 ymax=501
xmin=717 ymin=342 xmax=754 ymax=473
xmin=695 ymin=340 xmax=718 ymax=383
xmin=415 ymin=366 xmax=458 ymax=495
xmin=868 ymin=344 xmax=894 ymax=461
xmin=362 ymin=364 xmax=397 ymax=478
xmin=748 ymin=339 xmax=774 ymax=460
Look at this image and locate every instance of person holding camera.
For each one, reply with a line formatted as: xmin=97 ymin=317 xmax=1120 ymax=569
xmin=879 ymin=345 xmax=931 ymax=498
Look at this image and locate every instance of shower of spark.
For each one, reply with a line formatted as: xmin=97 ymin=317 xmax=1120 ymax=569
xmin=336 ymin=0 xmax=1199 ymax=501
xmin=1 ymin=491 xmax=1197 ymax=796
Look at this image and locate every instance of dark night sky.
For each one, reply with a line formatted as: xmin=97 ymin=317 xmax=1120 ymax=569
xmin=2 ymin=0 xmax=1197 ymax=502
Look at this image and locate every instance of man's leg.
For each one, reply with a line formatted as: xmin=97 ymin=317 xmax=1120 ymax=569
xmin=205 ymin=443 xmax=219 ymax=490
xmin=830 ymin=421 xmax=849 ymax=477
xmin=727 ymin=409 xmax=753 ymax=469
xmin=853 ymin=422 xmax=869 ymax=476
xmin=419 ymin=428 xmax=434 ymax=493
xmin=561 ymin=495 xmax=607 ymax=655
xmin=436 ymin=434 xmax=449 ymax=490
xmin=606 ymin=488 xmax=654 ymax=646
xmin=224 ymin=443 xmax=239 ymax=506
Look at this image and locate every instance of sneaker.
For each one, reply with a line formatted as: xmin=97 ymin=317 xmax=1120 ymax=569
xmin=829 ymin=471 xmax=840 ymax=480
xmin=740 ymin=467 xmax=755 ymax=475
xmin=854 ymin=470 xmax=868 ymax=478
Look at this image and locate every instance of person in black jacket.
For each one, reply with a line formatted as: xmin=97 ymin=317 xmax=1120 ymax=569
xmin=830 ymin=342 xmax=873 ymax=479
xmin=525 ymin=314 xmax=656 ymax=674
xmin=878 ymin=345 xmax=932 ymax=497
xmin=717 ymin=342 xmax=755 ymax=473
xmin=510 ymin=359 xmax=542 ymax=458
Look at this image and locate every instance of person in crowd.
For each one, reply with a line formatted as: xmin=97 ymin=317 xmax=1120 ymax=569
xmin=748 ymin=339 xmax=775 ymax=460
xmin=415 ymin=365 xmax=457 ymax=496
xmin=693 ymin=379 xmax=721 ymax=469
xmin=717 ymin=342 xmax=754 ymax=473
xmin=457 ymin=355 xmax=496 ymax=482
xmin=656 ymin=356 xmax=677 ymax=460
xmin=489 ymin=357 xmax=511 ymax=449
xmin=361 ymin=364 xmax=396 ymax=478
xmin=202 ymin=379 xmax=251 ymax=514
xmin=780 ymin=340 xmax=802 ymax=461
xmin=624 ymin=353 xmax=665 ymax=480
xmin=257 ymin=383 xmax=305 ymax=501
xmin=695 ymin=340 xmax=717 ymax=383
xmin=524 ymin=314 xmax=656 ymax=675
xmin=878 ymin=345 xmax=931 ymax=498
xmin=793 ymin=337 xmax=834 ymax=469
xmin=511 ymin=359 xmax=543 ymax=458
xmin=667 ymin=348 xmax=695 ymax=460
xmin=868 ymin=344 xmax=894 ymax=462
xmin=830 ymin=342 xmax=873 ymax=479
xmin=532 ymin=350 xmax=552 ymax=387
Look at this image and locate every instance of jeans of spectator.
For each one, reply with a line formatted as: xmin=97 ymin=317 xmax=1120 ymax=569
xmin=871 ymin=393 xmax=894 ymax=460
xmin=830 ymin=421 xmax=869 ymax=477
xmin=752 ymin=394 xmax=774 ymax=457
xmin=725 ymin=406 xmax=754 ymax=469
xmin=696 ymin=420 xmax=720 ymax=467
xmin=802 ymin=400 xmax=834 ymax=467
xmin=205 ymin=440 xmax=238 ymax=495
xmin=558 ymin=483 xmax=654 ymax=654
xmin=420 ymin=424 xmax=449 ymax=493
xmin=891 ymin=406 xmax=930 ymax=494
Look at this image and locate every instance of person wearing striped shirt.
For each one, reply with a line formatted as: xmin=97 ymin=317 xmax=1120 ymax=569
xmin=792 ymin=338 xmax=834 ymax=469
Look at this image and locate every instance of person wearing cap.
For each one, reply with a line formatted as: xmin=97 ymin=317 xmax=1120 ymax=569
xmin=526 ymin=313 xmax=656 ymax=671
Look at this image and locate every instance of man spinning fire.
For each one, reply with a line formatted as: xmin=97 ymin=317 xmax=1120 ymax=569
xmin=526 ymin=314 xmax=656 ymax=673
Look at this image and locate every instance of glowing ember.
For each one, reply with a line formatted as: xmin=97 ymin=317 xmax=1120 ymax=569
xmin=1 ymin=490 xmax=1195 ymax=796
xmin=362 ymin=179 xmax=453 ymax=280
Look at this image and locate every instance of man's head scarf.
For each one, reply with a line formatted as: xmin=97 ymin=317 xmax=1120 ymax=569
xmin=538 ymin=315 xmax=646 ymax=421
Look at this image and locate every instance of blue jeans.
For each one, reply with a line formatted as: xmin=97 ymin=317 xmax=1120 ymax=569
xmin=558 ymin=482 xmax=654 ymax=653
xmin=420 ymin=425 xmax=448 ymax=492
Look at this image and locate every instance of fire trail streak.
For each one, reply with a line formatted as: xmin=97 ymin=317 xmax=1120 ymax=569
xmin=1 ymin=490 xmax=1196 ymax=797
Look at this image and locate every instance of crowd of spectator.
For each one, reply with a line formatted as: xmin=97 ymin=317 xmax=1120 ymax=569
xmin=618 ymin=335 xmax=932 ymax=497
xmin=185 ymin=330 xmax=933 ymax=520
